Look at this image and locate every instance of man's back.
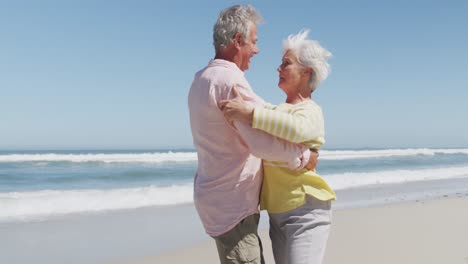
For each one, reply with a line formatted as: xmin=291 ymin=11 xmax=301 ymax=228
xmin=188 ymin=59 xmax=263 ymax=236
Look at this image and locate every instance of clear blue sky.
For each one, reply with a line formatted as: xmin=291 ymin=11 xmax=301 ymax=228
xmin=1 ymin=0 xmax=467 ymax=150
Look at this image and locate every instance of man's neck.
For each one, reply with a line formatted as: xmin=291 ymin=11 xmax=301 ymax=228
xmin=215 ymin=49 xmax=242 ymax=71
xmin=214 ymin=53 xmax=233 ymax=62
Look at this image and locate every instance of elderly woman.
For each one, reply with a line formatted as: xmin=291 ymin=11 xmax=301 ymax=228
xmin=219 ymin=30 xmax=336 ymax=264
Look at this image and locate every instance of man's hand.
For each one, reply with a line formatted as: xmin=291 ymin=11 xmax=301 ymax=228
xmin=305 ymin=149 xmax=319 ymax=171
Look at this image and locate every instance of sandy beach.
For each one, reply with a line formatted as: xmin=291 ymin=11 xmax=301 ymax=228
xmin=115 ymin=196 xmax=468 ymax=264
xmin=3 ymin=179 xmax=468 ymax=264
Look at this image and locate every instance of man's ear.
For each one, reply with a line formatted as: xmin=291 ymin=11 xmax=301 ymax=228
xmin=233 ymin=32 xmax=243 ymax=48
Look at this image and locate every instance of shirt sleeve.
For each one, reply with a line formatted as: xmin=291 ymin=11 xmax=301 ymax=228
xmin=233 ymin=120 xmax=310 ymax=170
xmin=222 ymin=80 xmax=310 ymax=169
xmin=252 ymin=105 xmax=322 ymax=144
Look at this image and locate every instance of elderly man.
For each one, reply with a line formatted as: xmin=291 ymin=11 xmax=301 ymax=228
xmin=188 ymin=5 xmax=317 ymax=264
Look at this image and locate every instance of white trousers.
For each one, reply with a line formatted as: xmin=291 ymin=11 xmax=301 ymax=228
xmin=269 ymin=196 xmax=332 ymax=264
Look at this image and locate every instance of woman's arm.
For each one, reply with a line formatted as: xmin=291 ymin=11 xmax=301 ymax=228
xmin=252 ymin=105 xmax=323 ymax=144
xmin=219 ymin=92 xmax=322 ymax=144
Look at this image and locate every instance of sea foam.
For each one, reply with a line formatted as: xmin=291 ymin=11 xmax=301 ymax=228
xmin=1 ymin=148 xmax=467 ymax=163
xmin=0 ymin=152 xmax=198 ymax=163
xmin=2 ymin=165 xmax=468 ymax=223
xmin=0 ymin=184 xmax=194 ymax=223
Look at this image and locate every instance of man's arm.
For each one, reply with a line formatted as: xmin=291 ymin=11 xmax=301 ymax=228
xmin=233 ymin=120 xmax=311 ymax=170
xmin=220 ymin=83 xmax=318 ymax=170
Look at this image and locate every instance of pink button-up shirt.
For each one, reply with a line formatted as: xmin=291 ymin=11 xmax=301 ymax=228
xmin=188 ymin=59 xmax=310 ymax=236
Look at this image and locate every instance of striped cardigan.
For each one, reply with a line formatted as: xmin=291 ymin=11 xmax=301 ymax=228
xmin=252 ymin=100 xmax=336 ymax=213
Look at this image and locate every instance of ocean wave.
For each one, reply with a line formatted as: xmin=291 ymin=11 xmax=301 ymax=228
xmin=0 ymin=184 xmax=194 ymax=223
xmin=1 ymin=149 xmax=468 ymax=163
xmin=325 ymin=165 xmax=468 ymax=190
xmin=0 ymin=152 xmax=198 ymax=163
xmin=320 ymin=148 xmax=468 ymax=160
xmin=2 ymin=165 xmax=468 ymax=222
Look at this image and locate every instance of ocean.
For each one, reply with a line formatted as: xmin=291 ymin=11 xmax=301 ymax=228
xmin=2 ymin=148 xmax=468 ymax=264
xmin=2 ymin=148 xmax=468 ymax=224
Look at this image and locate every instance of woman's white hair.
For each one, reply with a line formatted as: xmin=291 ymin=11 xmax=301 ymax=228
xmin=213 ymin=5 xmax=262 ymax=52
xmin=283 ymin=29 xmax=332 ymax=91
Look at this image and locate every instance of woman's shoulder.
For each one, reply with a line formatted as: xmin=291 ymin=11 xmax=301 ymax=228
xmin=288 ymin=100 xmax=322 ymax=112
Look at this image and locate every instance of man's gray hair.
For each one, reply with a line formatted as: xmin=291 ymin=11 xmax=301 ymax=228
xmin=213 ymin=5 xmax=262 ymax=52
xmin=283 ymin=29 xmax=332 ymax=91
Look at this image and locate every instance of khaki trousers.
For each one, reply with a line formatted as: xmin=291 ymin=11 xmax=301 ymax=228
xmin=212 ymin=214 xmax=265 ymax=264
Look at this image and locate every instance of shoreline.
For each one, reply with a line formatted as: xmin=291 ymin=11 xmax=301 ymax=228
xmin=114 ymin=196 xmax=468 ymax=264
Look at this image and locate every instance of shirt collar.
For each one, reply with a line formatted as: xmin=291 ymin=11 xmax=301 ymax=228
xmin=208 ymin=59 xmax=243 ymax=74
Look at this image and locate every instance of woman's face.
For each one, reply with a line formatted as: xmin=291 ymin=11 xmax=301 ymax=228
xmin=277 ymin=50 xmax=308 ymax=94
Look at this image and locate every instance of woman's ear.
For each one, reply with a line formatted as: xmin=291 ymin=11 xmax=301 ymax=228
xmin=303 ymin=67 xmax=313 ymax=76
